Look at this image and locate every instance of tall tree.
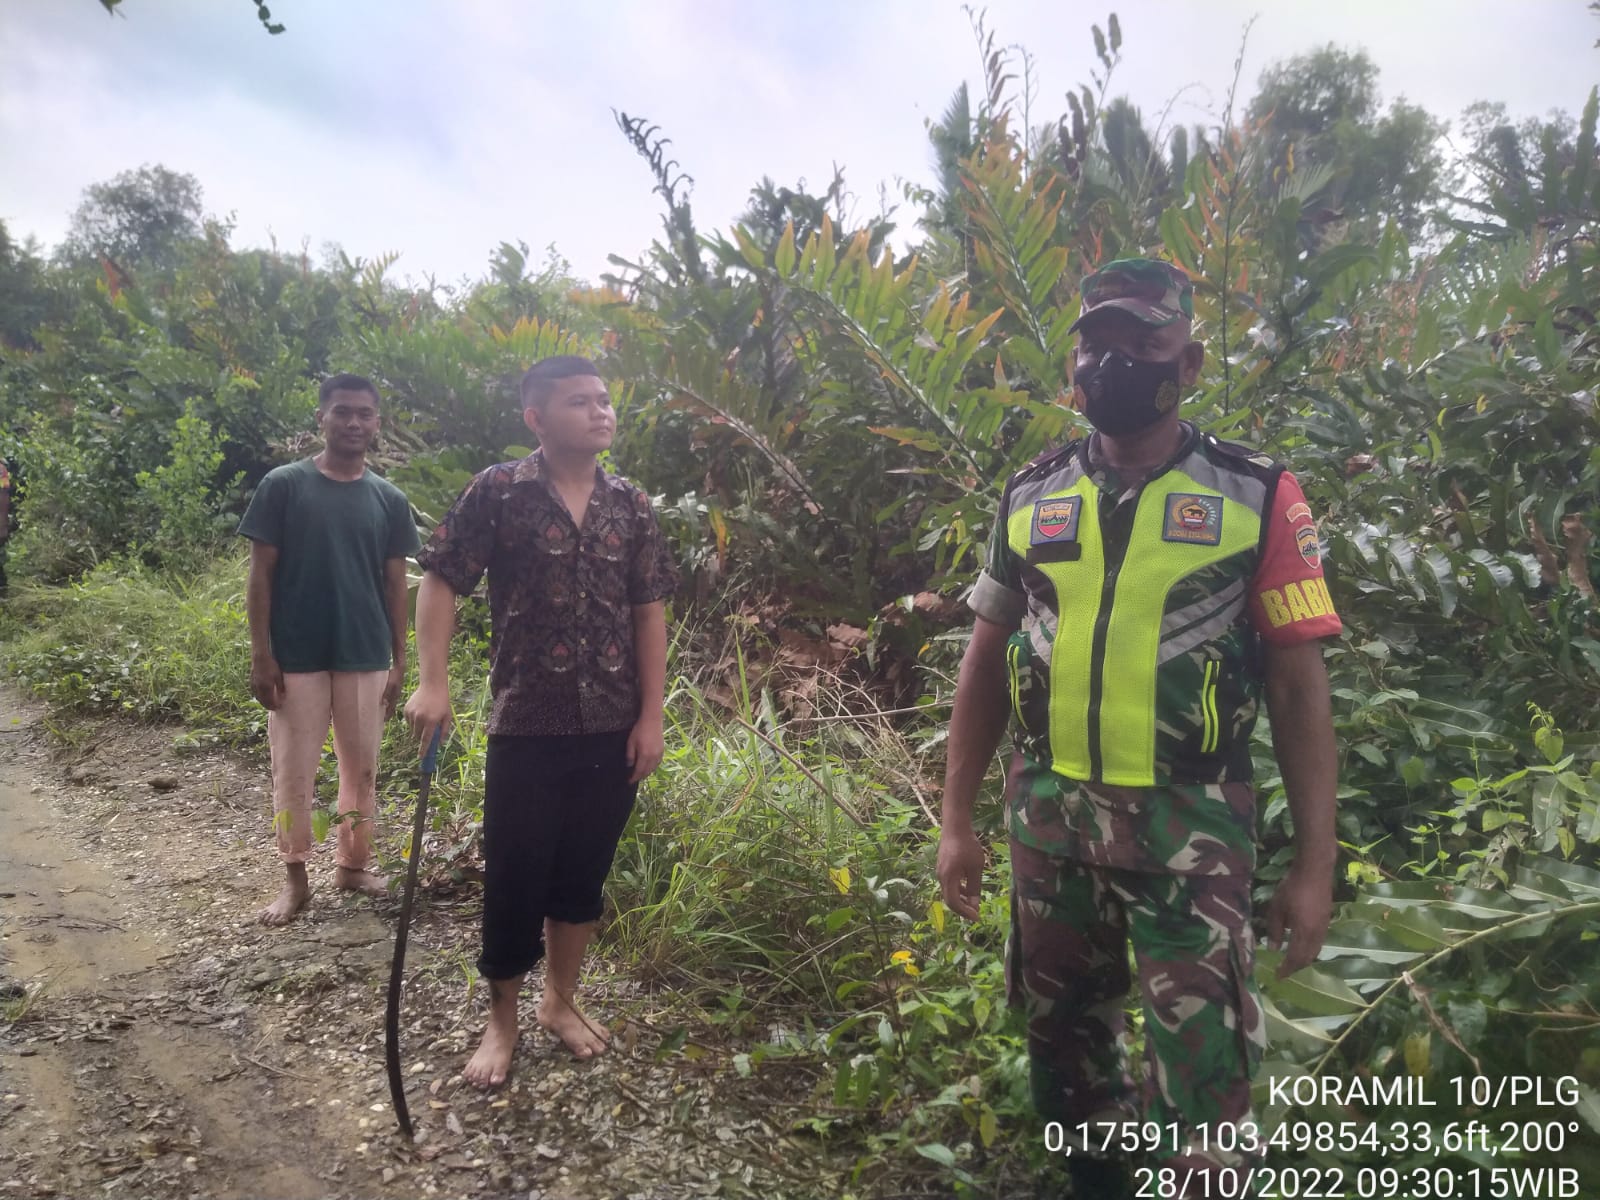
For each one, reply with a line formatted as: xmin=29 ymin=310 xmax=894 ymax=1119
xmin=1098 ymin=96 xmax=1172 ymax=213
xmin=60 ymin=164 xmax=205 ymax=276
xmin=925 ymin=82 xmax=979 ymax=237
xmin=1457 ymin=100 xmax=1577 ymax=204
xmin=1249 ymin=45 xmax=1446 ymax=237
xmin=0 ymin=221 xmax=56 ymax=351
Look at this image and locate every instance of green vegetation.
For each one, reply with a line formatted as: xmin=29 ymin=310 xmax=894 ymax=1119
xmin=3 ymin=560 xmax=257 ymax=737
xmin=3 ymin=13 xmax=1598 ymax=1194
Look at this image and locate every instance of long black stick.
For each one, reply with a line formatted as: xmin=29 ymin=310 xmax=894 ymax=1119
xmin=386 ymin=727 xmax=441 ymax=1140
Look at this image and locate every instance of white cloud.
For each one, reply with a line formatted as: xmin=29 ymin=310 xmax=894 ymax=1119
xmin=2 ymin=0 xmax=1594 ymax=284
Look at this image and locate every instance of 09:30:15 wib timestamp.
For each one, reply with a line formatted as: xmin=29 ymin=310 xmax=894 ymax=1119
xmin=1132 ymin=1164 xmax=1583 ymax=1199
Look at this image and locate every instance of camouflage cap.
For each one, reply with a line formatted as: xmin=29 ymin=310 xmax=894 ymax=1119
xmin=1069 ymin=257 xmax=1194 ymax=333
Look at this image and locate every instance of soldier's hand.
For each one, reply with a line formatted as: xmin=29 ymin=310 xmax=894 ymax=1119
xmin=937 ymin=825 xmax=986 ymax=921
xmin=1265 ymin=861 xmax=1334 ymax=978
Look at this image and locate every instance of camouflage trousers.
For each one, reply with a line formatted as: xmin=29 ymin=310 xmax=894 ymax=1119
xmin=1007 ymin=837 xmax=1265 ymax=1167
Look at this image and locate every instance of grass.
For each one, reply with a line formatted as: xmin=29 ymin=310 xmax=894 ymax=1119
xmin=0 ymin=973 xmax=55 ymax=1024
xmin=14 ymin=554 xmax=1600 ymax=1193
xmin=0 ymin=555 xmax=258 ymax=741
xmin=610 ymin=677 xmax=931 ymax=993
xmin=0 ymin=551 xmax=1041 ymax=1192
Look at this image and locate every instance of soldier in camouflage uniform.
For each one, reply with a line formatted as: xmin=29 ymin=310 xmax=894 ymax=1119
xmin=937 ymin=259 xmax=1341 ymax=1197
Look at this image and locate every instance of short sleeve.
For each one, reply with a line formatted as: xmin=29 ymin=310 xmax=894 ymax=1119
xmin=627 ymin=490 xmax=679 ymax=606
xmin=968 ymin=482 xmax=1027 ymax=628
xmin=1248 ymin=471 xmax=1343 ymax=644
xmin=237 ymin=469 xmax=286 ymax=547
xmin=385 ymin=488 xmax=422 ymax=559
xmin=415 ymin=468 xmax=500 ymax=596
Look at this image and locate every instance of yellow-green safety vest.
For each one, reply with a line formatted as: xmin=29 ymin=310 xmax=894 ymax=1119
xmin=999 ymin=432 xmax=1292 ymax=787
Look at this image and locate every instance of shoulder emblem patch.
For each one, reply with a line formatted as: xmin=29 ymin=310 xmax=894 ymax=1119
xmin=1162 ymin=493 xmax=1223 ymax=545
xmin=1296 ymin=524 xmax=1322 ymax=568
xmin=1285 ymin=501 xmax=1313 ymax=524
xmin=1031 ymin=496 xmax=1082 ymax=545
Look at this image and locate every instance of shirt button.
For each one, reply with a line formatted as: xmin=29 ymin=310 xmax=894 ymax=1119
xmin=580 ymin=638 xmax=588 ymax=646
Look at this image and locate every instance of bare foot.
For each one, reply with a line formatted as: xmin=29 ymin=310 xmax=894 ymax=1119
xmin=257 ymin=867 xmax=310 ymax=926
xmin=464 ymin=1018 xmax=518 ymax=1089
xmin=332 ymin=866 xmax=388 ymax=897
xmin=537 ymin=992 xmax=609 ymax=1059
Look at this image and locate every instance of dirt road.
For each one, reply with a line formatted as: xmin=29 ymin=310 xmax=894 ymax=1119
xmin=0 ymin=689 xmax=840 ymax=1199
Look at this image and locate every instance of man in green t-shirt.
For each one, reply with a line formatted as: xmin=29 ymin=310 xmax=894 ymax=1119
xmin=238 ymin=374 xmax=421 ymax=925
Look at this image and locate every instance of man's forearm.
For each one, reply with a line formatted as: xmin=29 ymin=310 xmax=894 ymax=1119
xmin=941 ymin=623 xmax=1013 ymax=830
xmin=1267 ymin=653 xmax=1339 ymax=871
xmin=633 ymin=602 xmax=668 ymax=720
xmin=246 ymin=563 xmax=273 ymax=659
xmin=413 ymin=571 xmax=457 ymax=687
xmin=384 ymin=563 xmax=410 ymax=666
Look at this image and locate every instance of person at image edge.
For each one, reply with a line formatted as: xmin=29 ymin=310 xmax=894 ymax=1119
xmin=936 ymin=257 xmax=1341 ymax=1197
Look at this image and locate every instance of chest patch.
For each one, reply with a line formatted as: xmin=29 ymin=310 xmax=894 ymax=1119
xmin=1031 ymin=496 xmax=1083 ymax=545
xmin=1162 ymin=493 xmax=1223 ymax=545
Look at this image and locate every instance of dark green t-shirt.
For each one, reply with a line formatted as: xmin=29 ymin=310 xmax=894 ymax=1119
xmin=237 ymin=458 xmax=420 ymax=673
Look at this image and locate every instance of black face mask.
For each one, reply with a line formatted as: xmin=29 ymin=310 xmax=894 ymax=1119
xmin=1075 ymin=351 xmax=1183 ymax=436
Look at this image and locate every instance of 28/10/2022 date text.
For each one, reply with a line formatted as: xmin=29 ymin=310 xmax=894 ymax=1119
xmin=1132 ymin=1165 xmax=1584 ymax=1199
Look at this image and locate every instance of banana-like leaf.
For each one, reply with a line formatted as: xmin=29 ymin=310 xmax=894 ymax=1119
xmin=1576 ymin=1083 xmax=1600 ymax=1135
xmin=1521 ymin=856 xmax=1600 ymax=900
xmin=1363 ymin=881 xmax=1529 ymax=921
xmin=1260 ymin=992 xmax=1353 ymax=1055
xmin=1258 ymin=951 xmax=1367 ymax=1017
xmin=1341 ymin=902 xmax=1458 ymax=950
xmin=1319 ymin=918 xmax=1426 ymax=965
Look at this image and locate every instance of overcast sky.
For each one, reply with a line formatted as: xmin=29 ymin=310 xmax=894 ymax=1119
xmin=2 ymin=1 xmax=1594 ymax=287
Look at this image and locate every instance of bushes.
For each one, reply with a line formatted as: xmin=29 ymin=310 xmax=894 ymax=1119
xmin=132 ymin=399 xmax=244 ymax=575
xmin=5 ymin=427 xmax=125 ymax=581
xmin=1 ymin=555 xmax=258 ymax=740
xmin=0 ymin=563 xmax=1037 ymax=1186
xmin=2 ymin=26 xmax=1598 ymax=1195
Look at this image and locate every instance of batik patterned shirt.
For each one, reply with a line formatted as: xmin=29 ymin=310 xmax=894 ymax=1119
xmin=417 ymin=451 xmax=679 ymax=736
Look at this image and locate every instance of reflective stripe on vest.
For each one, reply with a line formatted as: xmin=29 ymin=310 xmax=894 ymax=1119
xmin=1007 ymin=466 xmax=1261 ymax=785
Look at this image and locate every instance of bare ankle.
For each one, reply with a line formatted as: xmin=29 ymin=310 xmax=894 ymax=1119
xmin=539 ymin=988 xmax=576 ymax=1014
xmin=487 ymin=976 xmax=522 ymax=1018
xmin=258 ymin=871 xmax=311 ymax=925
